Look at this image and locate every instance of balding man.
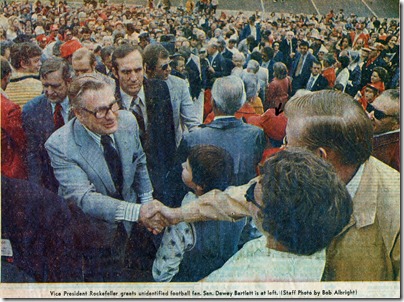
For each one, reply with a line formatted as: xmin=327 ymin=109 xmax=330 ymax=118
xmin=368 ymin=89 xmax=400 ymax=171
xmin=71 ymin=47 xmax=98 ymax=76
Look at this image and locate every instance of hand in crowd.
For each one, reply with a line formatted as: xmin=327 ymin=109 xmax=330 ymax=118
xmin=139 ymin=199 xmax=170 ymax=235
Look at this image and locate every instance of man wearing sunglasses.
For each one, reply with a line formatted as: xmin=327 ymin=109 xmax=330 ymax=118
xmin=45 ymin=74 xmax=167 ymax=281
xmin=368 ymin=89 xmax=400 ymax=171
xmin=143 ymin=43 xmax=199 ymax=148
xmin=157 ymin=90 xmax=400 ymax=282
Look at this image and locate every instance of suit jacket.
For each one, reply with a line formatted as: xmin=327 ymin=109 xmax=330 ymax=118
xmin=290 ymin=52 xmax=316 ymax=94
xmin=115 ymin=79 xmax=177 ymax=204
xmin=45 ymin=110 xmax=153 ymax=247
xmin=308 ymin=74 xmax=329 ymax=91
xmin=1 ymin=94 xmax=28 ymax=179
xmin=186 ymin=57 xmax=203 ymax=100
xmin=165 ymin=74 xmax=200 ymax=147
xmin=262 ymin=60 xmax=275 ymax=83
xmin=322 ymin=157 xmax=400 ymax=281
xmin=206 ymin=52 xmax=226 ymax=89
xmin=279 ymin=37 xmax=298 ymax=68
xmin=1 ymin=176 xmax=82 ymax=282
xmin=167 ymin=117 xmax=266 ymax=207
xmin=22 ymin=94 xmax=60 ymax=192
xmin=178 ymin=117 xmax=266 ymax=186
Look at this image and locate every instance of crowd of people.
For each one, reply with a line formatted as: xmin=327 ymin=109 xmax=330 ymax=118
xmin=0 ymin=0 xmax=400 ymax=285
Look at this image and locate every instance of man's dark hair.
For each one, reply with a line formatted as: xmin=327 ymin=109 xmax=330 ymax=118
xmin=1 ymin=57 xmax=12 ymax=79
xmin=284 ymin=90 xmax=373 ymax=166
xmin=100 ymin=45 xmax=115 ymax=61
xmin=299 ymin=40 xmax=310 ymax=48
xmin=261 ymin=46 xmax=274 ymax=60
xmin=39 ymin=57 xmax=71 ymax=81
xmin=249 ymin=51 xmax=262 ymax=64
xmin=337 ymin=55 xmax=350 ymax=69
xmin=111 ymin=44 xmax=142 ymax=71
xmin=10 ymin=42 xmax=42 ymax=69
xmin=143 ymin=43 xmax=170 ymax=71
xmin=0 ymin=41 xmax=14 ymax=57
xmin=188 ymin=145 xmax=234 ymax=192
xmin=260 ymin=147 xmax=352 ymax=255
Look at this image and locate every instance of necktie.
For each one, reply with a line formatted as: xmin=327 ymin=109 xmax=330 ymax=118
xmin=306 ymin=76 xmax=315 ymax=90
xmin=53 ymin=103 xmax=65 ymax=130
xmin=101 ymin=135 xmax=123 ymax=196
xmin=295 ymin=55 xmax=304 ymax=77
xmin=130 ymin=98 xmax=146 ymax=137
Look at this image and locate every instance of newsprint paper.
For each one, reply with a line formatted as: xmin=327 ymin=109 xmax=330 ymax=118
xmin=0 ymin=0 xmax=400 ymax=298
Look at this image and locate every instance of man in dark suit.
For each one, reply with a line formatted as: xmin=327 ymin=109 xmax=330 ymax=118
xmin=45 ymin=74 xmax=167 ymax=281
xmin=261 ymin=46 xmax=275 ymax=83
xmin=111 ymin=44 xmax=177 ymax=206
xmin=217 ymin=38 xmax=235 ymax=76
xmin=306 ymin=60 xmax=329 ymax=91
xmin=1 ymin=176 xmax=83 ymax=282
xmin=22 ymin=57 xmax=72 ymax=193
xmin=205 ymin=39 xmax=227 ymax=89
xmin=290 ymin=40 xmax=316 ymax=95
xmin=279 ymin=31 xmax=298 ymax=69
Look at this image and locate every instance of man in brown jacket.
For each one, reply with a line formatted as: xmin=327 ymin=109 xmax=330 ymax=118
xmin=156 ymin=90 xmax=400 ymax=282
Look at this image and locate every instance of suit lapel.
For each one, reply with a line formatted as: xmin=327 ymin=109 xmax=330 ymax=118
xmin=74 ymin=119 xmax=116 ymax=195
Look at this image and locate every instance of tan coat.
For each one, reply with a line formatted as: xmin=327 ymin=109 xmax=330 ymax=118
xmin=180 ymin=156 xmax=400 ymax=281
xmin=322 ymin=157 xmax=400 ymax=281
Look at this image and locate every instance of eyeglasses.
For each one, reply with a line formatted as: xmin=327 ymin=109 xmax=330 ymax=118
xmin=366 ymin=104 xmax=396 ymax=120
xmin=159 ymin=61 xmax=172 ymax=71
xmin=244 ymin=182 xmax=263 ymax=210
xmin=81 ymin=100 xmax=119 ymax=119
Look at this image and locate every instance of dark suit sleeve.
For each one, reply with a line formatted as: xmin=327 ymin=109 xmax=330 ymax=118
xmin=22 ymin=101 xmax=45 ymax=184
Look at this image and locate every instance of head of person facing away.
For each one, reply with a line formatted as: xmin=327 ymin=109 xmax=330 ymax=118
xmin=249 ymin=147 xmax=352 ymax=256
xmin=284 ymin=90 xmax=373 ymax=184
xmin=367 ymin=89 xmax=400 ymax=135
xmin=69 ymin=73 xmax=118 ymax=136
xmin=182 ymin=145 xmax=234 ymax=196
xmin=211 ymin=75 xmax=246 ymax=116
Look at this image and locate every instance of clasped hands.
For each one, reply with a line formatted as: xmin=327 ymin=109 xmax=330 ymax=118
xmin=139 ymin=199 xmax=181 ymax=235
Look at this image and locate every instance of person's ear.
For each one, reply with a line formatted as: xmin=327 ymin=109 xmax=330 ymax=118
xmin=112 ymin=66 xmax=118 ymax=78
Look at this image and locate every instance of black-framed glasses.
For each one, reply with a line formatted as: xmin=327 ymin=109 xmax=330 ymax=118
xmin=81 ymin=100 xmax=119 ymax=119
xmin=366 ymin=104 xmax=396 ymax=120
xmin=245 ymin=182 xmax=263 ymax=210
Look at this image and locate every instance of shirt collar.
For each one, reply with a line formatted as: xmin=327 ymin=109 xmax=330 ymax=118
xmin=346 ymin=163 xmax=377 ymax=228
xmin=50 ymin=96 xmax=69 ymax=112
xmin=120 ymin=86 xmax=145 ymax=109
xmin=1 ymin=88 xmax=9 ymax=98
xmin=83 ymin=125 xmax=116 ymax=149
xmin=214 ymin=115 xmax=235 ymax=120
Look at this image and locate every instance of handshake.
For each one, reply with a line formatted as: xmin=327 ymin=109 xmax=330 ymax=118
xmin=139 ymin=200 xmax=182 ymax=235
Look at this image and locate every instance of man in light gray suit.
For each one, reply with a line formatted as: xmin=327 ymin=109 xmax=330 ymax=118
xmin=143 ymin=43 xmax=200 ymax=147
xmin=45 ymin=74 xmax=166 ymax=282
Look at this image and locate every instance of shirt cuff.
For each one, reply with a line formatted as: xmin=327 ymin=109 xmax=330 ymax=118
xmin=138 ymin=191 xmax=154 ymax=204
xmin=115 ymin=202 xmax=141 ymax=222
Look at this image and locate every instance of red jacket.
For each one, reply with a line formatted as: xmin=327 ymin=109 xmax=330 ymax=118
xmin=1 ymin=94 xmax=28 ymax=179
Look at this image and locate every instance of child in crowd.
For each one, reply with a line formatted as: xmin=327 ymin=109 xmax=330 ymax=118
xmin=153 ymin=145 xmax=246 ymax=282
xmin=355 ymin=83 xmax=380 ymax=110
